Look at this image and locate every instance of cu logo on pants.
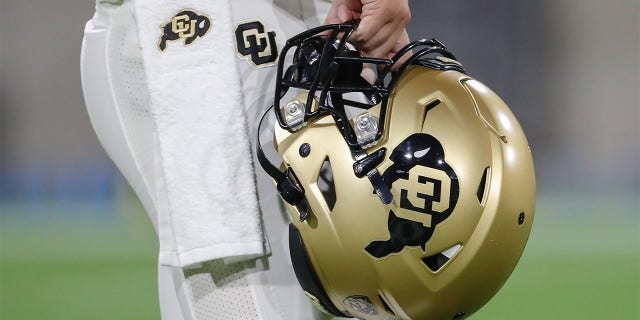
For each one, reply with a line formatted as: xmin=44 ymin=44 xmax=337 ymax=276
xmin=234 ymin=20 xmax=278 ymax=67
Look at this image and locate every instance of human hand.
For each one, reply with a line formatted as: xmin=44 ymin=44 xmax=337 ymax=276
xmin=324 ymin=0 xmax=411 ymax=60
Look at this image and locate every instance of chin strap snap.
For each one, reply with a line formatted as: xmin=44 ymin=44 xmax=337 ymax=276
xmin=353 ymin=149 xmax=393 ymax=205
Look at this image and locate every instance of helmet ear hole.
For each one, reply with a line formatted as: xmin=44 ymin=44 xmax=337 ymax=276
xmin=288 ymin=224 xmax=346 ymax=317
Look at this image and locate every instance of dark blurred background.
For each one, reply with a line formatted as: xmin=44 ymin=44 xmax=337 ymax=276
xmin=1 ymin=0 xmax=638 ymax=319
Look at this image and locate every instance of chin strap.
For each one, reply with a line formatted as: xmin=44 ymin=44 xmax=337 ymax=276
xmin=256 ymin=106 xmax=310 ymax=221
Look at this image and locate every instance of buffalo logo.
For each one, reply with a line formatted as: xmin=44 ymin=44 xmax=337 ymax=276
xmin=234 ymin=20 xmax=278 ymax=67
xmin=159 ymin=10 xmax=211 ymax=51
xmin=365 ymin=133 xmax=459 ymax=258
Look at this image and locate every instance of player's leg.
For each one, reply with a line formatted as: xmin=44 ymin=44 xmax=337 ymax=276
xmin=82 ymin=2 xmax=190 ymax=319
xmin=81 ymin=0 xmax=342 ymax=319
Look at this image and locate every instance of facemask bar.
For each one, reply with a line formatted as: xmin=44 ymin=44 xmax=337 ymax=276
xmin=258 ymin=21 xmax=466 ymax=211
xmin=273 ymin=21 xmax=463 ymax=153
xmin=274 ymin=22 xmax=391 ymax=143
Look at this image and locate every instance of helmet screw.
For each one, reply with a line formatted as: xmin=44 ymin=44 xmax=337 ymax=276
xmin=299 ymin=143 xmax=311 ymax=157
xmin=357 ymin=116 xmax=370 ymax=129
xmin=518 ymin=212 xmax=525 ymax=225
xmin=287 ymin=101 xmax=302 ymax=115
xmin=453 ymin=312 xmax=466 ymax=319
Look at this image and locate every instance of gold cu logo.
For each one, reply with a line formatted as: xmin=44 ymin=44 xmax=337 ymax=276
xmin=391 ymin=166 xmax=451 ymax=227
xmin=172 ymin=14 xmax=197 ymax=38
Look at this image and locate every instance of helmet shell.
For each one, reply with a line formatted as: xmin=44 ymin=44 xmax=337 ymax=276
xmin=274 ymin=66 xmax=535 ymax=320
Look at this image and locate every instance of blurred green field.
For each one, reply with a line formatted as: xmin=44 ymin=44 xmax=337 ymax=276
xmin=1 ymin=193 xmax=638 ymax=320
xmin=0 ymin=201 xmax=160 ymax=320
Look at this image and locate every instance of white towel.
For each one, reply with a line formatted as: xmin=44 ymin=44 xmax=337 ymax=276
xmin=132 ymin=0 xmax=265 ymax=267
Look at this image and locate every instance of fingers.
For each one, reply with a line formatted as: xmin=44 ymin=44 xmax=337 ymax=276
xmin=350 ymin=0 xmax=411 ymax=59
xmin=322 ymin=0 xmax=412 ymax=60
xmin=355 ymin=20 xmax=402 ymax=59
xmin=389 ymin=29 xmax=411 ymax=62
xmin=361 ymin=63 xmax=377 ymax=84
xmin=324 ymin=0 xmax=361 ymax=25
xmin=323 ymin=2 xmax=360 ymax=38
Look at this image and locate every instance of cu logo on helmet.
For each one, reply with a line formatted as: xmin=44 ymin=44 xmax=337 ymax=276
xmin=392 ymin=164 xmax=453 ymax=226
xmin=365 ymin=133 xmax=459 ymax=259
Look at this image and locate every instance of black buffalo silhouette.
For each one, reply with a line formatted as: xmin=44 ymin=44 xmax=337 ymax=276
xmin=365 ymin=133 xmax=459 ymax=258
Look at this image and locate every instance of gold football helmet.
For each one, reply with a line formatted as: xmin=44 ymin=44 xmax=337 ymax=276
xmin=257 ymin=22 xmax=535 ymax=320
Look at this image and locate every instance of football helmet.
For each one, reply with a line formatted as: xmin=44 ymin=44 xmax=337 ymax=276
xmin=257 ymin=21 xmax=535 ymax=320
